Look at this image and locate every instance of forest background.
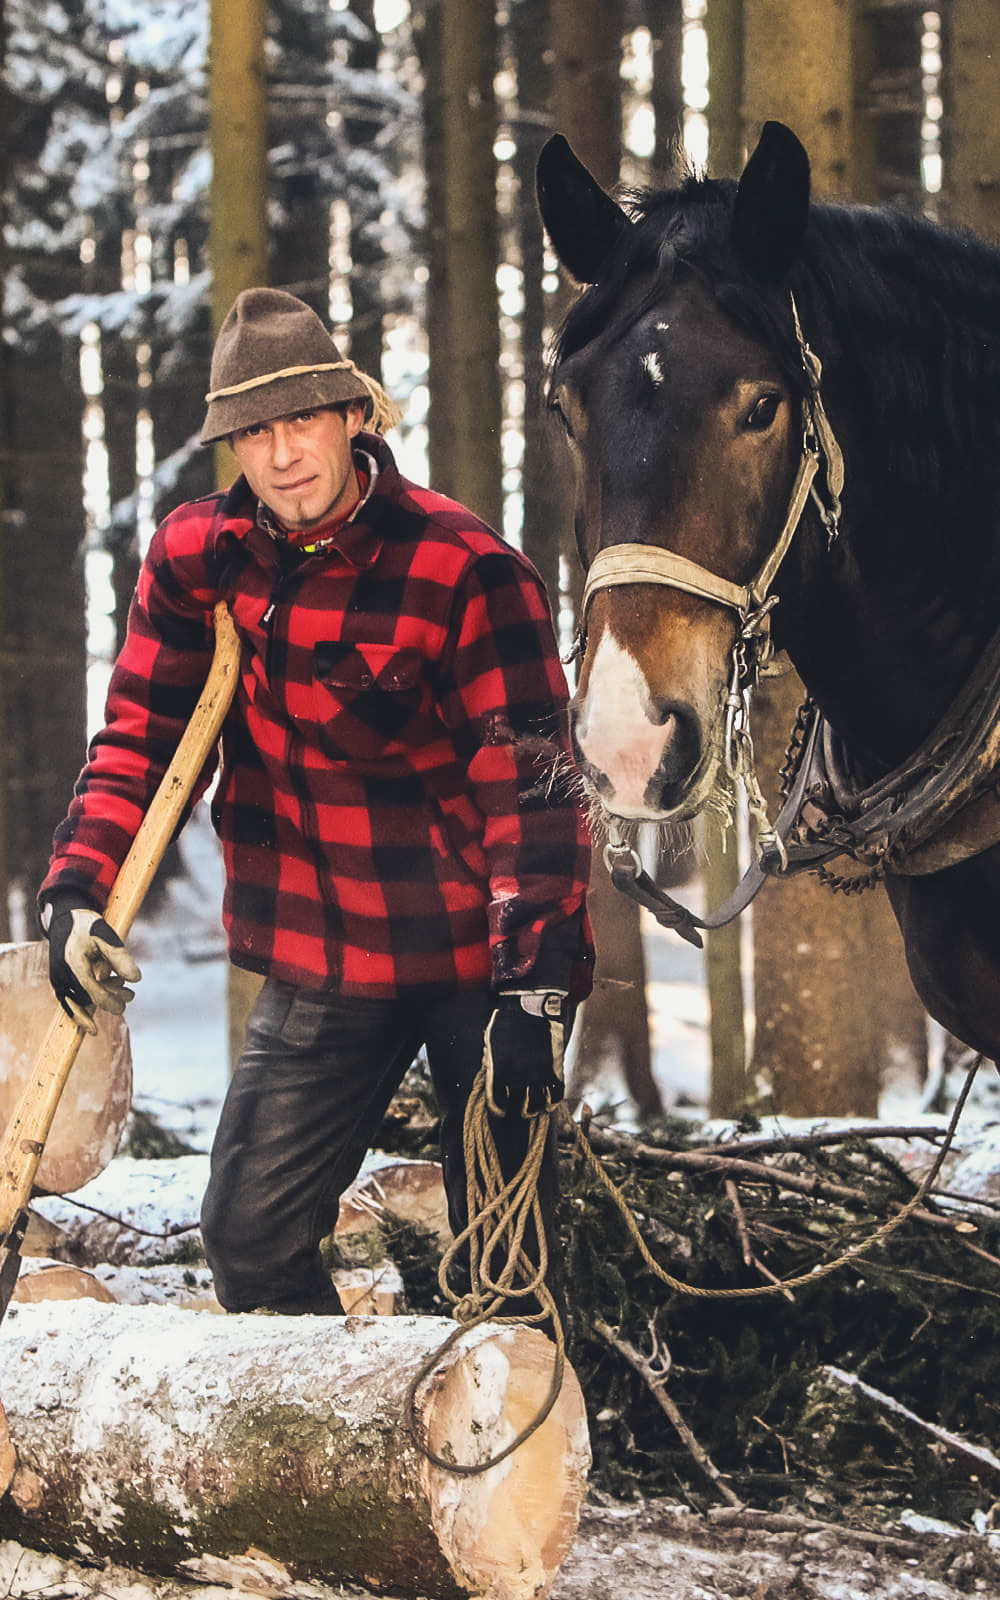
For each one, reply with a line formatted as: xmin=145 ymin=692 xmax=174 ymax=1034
xmin=2 ymin=0 xmax=998 ymax=1124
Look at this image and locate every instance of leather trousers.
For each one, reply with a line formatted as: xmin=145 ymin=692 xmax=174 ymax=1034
xmin=201 ymin=979 xmax=564 ymax=1318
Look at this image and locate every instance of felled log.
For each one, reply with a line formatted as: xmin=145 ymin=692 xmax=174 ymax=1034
xmin=34 ymin=1152 xmax=451 ymax=1267
xmin=0 ymin=941 xmax=131 ymax=1194
xmin=11 ymin=1260 xmax=116 ymax=1305
xmin=0 ymin=1300 xmax=590 ymax=1600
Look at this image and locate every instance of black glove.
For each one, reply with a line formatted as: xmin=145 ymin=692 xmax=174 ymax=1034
xmin=42 ymin=891 xmax=142 ymax=1035
xmin=484 ymin=990 xmax=567 ymax=1117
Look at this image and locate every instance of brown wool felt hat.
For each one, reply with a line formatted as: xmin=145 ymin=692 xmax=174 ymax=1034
xmin=200 ymin=287 xmax=401 ymax=444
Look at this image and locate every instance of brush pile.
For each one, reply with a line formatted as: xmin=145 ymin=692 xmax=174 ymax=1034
xmin=371 ymin=1078 xmax=1000 ymax=1531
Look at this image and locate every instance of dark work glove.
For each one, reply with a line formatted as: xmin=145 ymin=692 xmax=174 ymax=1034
xmin=484 ymin=990 xmax=567 ymax=1118
xmin=42 ymin=892 xmax=142 ymax=1035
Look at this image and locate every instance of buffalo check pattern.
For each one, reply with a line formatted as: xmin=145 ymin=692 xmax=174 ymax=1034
xmin=42 ymin=435 xmax=594 ymax=999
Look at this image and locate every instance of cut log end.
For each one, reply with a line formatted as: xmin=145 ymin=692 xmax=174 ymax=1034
xmin=422 ymin=1326 xmax=591 ymax=1600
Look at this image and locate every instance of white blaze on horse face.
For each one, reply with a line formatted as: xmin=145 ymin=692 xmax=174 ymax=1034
xmin=642 ymin=351 xmax=664 ymax=386
xmin=575 ymin=629 xmax=671 ymax=815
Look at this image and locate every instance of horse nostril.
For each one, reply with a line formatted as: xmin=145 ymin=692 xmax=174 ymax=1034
xmin=645 ymin=703 xmax=702 ymax=808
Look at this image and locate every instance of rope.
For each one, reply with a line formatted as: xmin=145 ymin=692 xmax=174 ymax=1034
xmin=559 ymin=1051 xmax=982 ymax=1301
xmin=404 ymin=1067 xmax=567 ymax=1476
xmin=404 ymin=1051 xmax=981 ymax=1474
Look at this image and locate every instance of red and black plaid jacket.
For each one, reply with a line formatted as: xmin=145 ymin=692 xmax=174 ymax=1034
xmin=41 ymin=435 xmax=594 ymax=1000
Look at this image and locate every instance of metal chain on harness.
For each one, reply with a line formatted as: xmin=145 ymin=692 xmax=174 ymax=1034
xmin=777 ymin=695 xmax=887 ymax=897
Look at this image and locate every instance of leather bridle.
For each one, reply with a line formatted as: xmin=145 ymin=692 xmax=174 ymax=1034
xmin=575 ymin=294 xmax=849 ymax=945
xmin=580 ymin=294 xmax=845 ymax=669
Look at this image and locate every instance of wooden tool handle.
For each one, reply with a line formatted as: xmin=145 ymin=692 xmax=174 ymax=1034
xmin=0 ymin=603 xmax=241 ymax=1236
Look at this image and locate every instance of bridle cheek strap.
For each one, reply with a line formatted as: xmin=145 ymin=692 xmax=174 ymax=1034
xmin=581 ymin=292 xmax=845 ymax=629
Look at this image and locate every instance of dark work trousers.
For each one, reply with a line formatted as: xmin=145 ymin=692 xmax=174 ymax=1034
xmin=200 ymin=980 xmax=566 ymax=1321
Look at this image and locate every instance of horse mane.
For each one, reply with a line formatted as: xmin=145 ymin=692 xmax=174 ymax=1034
xmin=553 ymin=175 xmax=1000 ymax=600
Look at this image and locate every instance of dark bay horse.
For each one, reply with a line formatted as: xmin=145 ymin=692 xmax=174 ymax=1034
xmin=536 ymin=121 xmax=1000 ymax=1061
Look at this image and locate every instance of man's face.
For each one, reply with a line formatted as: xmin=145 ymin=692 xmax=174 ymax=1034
xmin=231 ymin=403 xmax=366 ymax=530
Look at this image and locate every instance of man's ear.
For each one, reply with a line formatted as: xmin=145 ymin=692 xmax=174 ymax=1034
xmin=345 ymin=399 xmax=367 ymax=437
xmin=536 ymin=134 xmax=633 ymax=285
xmin=732 ymin=121 xmax=811 ymax=283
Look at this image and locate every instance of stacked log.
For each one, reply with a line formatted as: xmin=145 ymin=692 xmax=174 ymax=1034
xmin=0 ymin=1300 xmax=589 ymax=1600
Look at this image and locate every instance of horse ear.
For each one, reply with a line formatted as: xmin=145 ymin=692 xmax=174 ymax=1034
xmin=732 ymin=121 xmax=811 ymax=282
xmin=536 ymin=134 xmax=632 ymax=285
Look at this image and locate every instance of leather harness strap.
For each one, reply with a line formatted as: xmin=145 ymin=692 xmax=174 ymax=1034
xmin=581 ymin=295 xmax=846 ymax=633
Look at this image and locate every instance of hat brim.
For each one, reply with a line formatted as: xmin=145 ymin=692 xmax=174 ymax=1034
xmin=200 ymin=368 xmax=372 ymax=445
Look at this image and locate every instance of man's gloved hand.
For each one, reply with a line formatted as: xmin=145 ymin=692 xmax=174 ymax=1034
xmin=42 ymin=893 xmax=142 ymax=1035
xmin=484 ymin=990 xmax=567 ymax=1117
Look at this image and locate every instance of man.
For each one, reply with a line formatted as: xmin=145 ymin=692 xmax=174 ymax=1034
xmin=39 ymin=287 xmax=593 ymax=1318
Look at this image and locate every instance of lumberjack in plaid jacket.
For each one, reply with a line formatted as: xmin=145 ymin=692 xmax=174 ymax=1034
xmin=41 ymin=434 xmax=594 ymax=1001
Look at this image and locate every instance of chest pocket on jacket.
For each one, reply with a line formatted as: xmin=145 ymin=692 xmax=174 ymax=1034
xmin=311 ymin=642 xmax=426 ymax=760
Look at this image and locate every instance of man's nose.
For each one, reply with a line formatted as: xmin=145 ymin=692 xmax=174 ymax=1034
xmin=270 ymin=423 xmax=300 ymax=465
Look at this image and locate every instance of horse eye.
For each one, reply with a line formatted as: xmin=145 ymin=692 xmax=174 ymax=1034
xmin=746 ymin=394 xmax=780 ymax=431
xmin=551 ymin=396 xmax=575 ymax=440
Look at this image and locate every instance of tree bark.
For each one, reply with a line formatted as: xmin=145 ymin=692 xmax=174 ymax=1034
xmin=567 ymin=853 xmax=663 ymax=1121
xmin=0 ymin=1301 xmax=590 ymax=1600
xmin=438 ymin=0 xmax=503 ymax=529
xmin=944 ymin=0 xmax=1000 ymax=241
xmin=705 ymin=0 xmax=745 ymax=177
xmin=740 ymin=7 xmax=927 ymax=1115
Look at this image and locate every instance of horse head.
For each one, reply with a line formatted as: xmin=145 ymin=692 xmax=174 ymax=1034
xmin=538 ymin=122 xmax=832 ymax=828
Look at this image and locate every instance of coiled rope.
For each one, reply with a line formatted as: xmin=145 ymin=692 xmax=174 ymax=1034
xmin=405 ymin=1051 xmax=982 ymax=1474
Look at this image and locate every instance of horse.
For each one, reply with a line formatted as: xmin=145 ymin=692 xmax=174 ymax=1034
xmin=535 ymin=121 xmax=1000 ymax=1064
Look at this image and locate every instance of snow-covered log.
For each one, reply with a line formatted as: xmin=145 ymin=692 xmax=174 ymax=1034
xmin=0 ymin=1300 xmax=590 ymax=1600
xmin=11 ymin=1260 xmax=116 ymax=1305
xmin=32 ymin=1151 xmax=452 ymax=1267
xmin=0 ymin=942 xmax=131 ymax=1194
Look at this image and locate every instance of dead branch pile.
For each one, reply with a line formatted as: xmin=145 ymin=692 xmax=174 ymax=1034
xmin=374 ymin=1082 xmax=1000 ymax=1530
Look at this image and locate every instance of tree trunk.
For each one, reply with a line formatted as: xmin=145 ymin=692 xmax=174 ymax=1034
xmin=0 ymin=1301 xmax=590 ymax=1600
xmin=944 ymin=0 xmax=1000 ymax=240
xmin=439 ymin=0 xmax=503 ymax=530
xmin=704 ymin=821 xmax=747 ymax=1118
xmin=740 ymin=5 xmax=927 ymax=1115
xmin=4 ymin=278 xmax=88 ymax=908
xmin=208 ymin=0 xmax=268 ymax=492
xmin=568 ymin=853 xmax=663 ymax=1120
xmin=0 ymin=0 xmax=10 ymax=942
xmin=650 ymin=0 xmax=684 ymax=181
xmin=705 ymin=0 xmax=745 ymax=177
xmin=344 ymin=0 xmax=387 ymax=383
xmin=413 ymin=0 xmax=454 ymax=495
xmin=513 ymin=0 xmax=563 ymax=608
xmin=749 ymin=671 xmax=926 ymax=1118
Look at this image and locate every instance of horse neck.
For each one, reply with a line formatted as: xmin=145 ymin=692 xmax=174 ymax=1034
xmin=775 ymin=503 xmax=1000 ymax=774
xmin=772 ymin=217 xmax=1000 ymax=770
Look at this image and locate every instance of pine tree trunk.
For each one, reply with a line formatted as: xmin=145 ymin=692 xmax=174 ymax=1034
xmin=413 ymin=0 xmax=454 ymax=496
xmin=739 ymin=3 xmax=927 ymax=1115
xmin=650 ymin=0 xmax=684 ymax=180
xmin=705 ymin=0 xmax=745 ymax=177
xmin=0 ymin=0 xmax=10 ymax=941
xmin=4 ymin=267 xmax=88 ymax=906
xmin=944 ymin=0 xmax=1000 ymax=240
xmin=0 ymin=1301 xmax=590 ymax=1600
xmin=513 ymin=0 xmax=563 ymax=608
xmin=438 ymin=0 xmax=503 ymax=530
